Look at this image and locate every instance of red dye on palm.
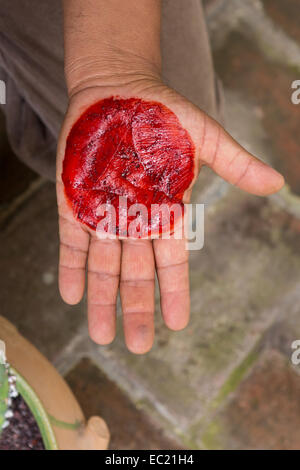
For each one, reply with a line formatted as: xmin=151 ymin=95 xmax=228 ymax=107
xmin=62 ymin=97 xmax=194 ymax=236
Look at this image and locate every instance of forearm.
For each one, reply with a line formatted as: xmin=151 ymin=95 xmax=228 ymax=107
xmin=63 ymin=0 xmax=161 ymax=96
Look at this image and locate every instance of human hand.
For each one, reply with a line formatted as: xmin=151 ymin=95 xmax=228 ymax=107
xmin=56 ymin=78 xmax=284 ymax=354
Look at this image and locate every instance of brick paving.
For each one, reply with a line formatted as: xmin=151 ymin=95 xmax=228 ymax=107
xmin=262 ymin=0 xmax=300 ymax=44
xmin=214 ymin=31 xmax=300 ymax=194
xmin=66 ymin=358 xmax=184 ymax=450
xmin=202 ymin=350 xmax=300 ymax=450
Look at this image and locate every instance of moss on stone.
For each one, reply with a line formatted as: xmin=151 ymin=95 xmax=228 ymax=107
xmin=201 ymin=420 xmax=223 ymax=450
xmin=212 ymin=348 xmax=259 ymax=409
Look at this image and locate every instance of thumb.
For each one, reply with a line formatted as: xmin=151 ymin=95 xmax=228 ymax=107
xmin=198 ymin=113 xmax=284 ymax=196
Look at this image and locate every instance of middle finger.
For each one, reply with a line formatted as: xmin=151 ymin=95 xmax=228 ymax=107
xmin=120 ymin=239 xmax=155 ymax=354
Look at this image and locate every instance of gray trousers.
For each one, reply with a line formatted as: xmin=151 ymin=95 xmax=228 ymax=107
xmin=0 ymin=0 xmax=223 ymax=181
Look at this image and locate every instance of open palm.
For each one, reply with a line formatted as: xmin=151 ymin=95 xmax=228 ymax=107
xmin=56 ymin=81 xmax=284 ymax=354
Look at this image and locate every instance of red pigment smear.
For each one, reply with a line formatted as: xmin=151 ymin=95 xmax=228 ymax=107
xmin=62 ymin=97 xmax=195 ymax=236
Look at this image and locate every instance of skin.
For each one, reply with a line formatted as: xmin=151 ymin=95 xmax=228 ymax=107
xmin=59 ymin=1 xmax=285 ymax=354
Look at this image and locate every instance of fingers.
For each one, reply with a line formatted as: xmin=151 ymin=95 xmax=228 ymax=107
xmin=87 ymin=237 xmax=121 ymax=345
xmin=58 ymin=214 xmax=89 ymax=305
xmin=199 ymin=113 xmax=285 ymax=196
xmin=153 ymin=238 xmax=190 ymax=331
xmin=120 ymin=240 xmax=155 ymax=354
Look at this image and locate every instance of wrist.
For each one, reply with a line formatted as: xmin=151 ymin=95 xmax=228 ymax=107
xmin=65 ymin=51 xmax=161 ymax=99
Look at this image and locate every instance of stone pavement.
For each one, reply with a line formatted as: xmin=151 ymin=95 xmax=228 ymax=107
xmin=1 ymin=0 xmax=300 ymax=449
